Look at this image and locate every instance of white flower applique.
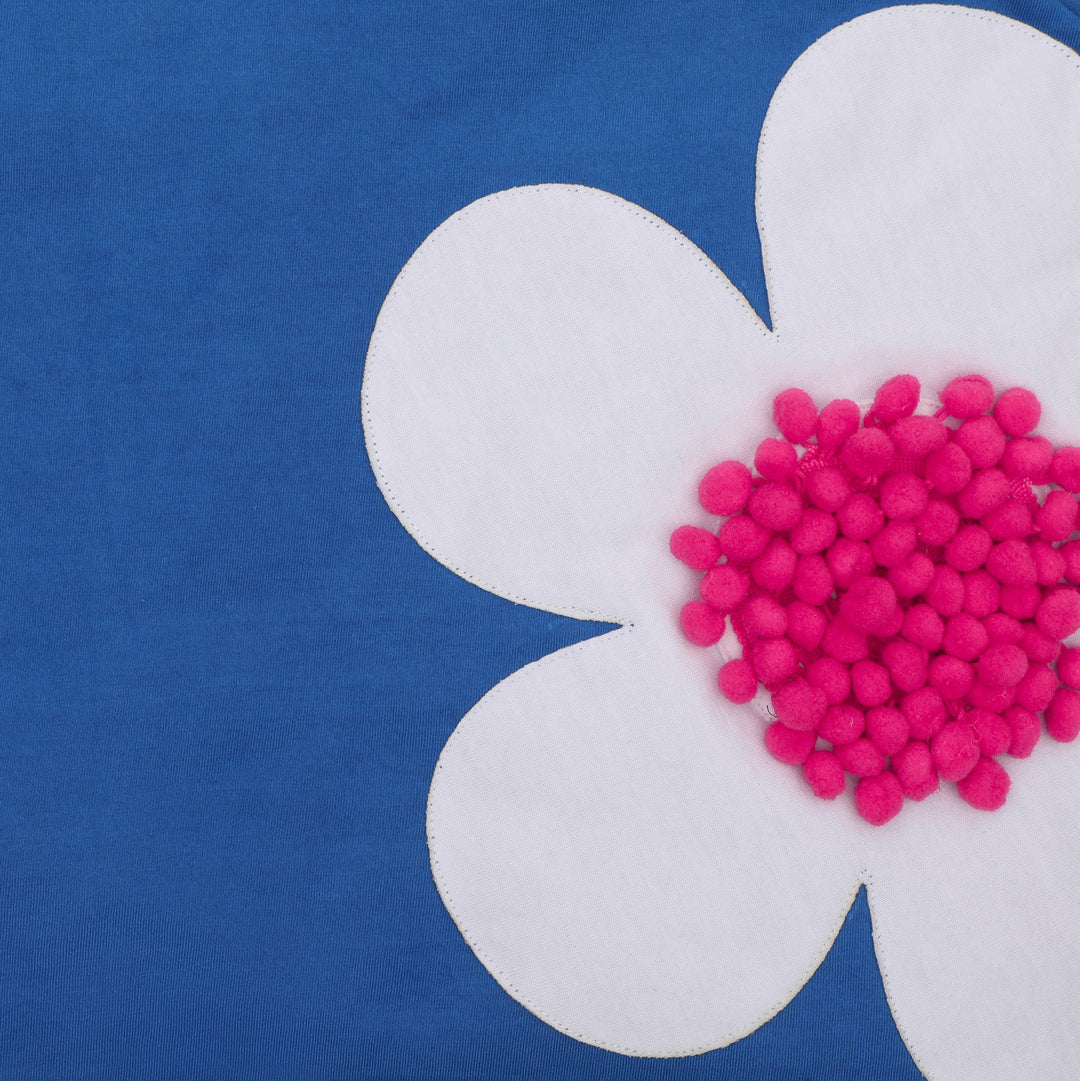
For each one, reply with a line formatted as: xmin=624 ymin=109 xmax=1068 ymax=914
xmin=362 ymin=7 xmax=1080 ymax=1081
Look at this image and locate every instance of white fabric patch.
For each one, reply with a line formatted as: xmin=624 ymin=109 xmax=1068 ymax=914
xmin=363 ymin=5 xmax=1080 ymax=1077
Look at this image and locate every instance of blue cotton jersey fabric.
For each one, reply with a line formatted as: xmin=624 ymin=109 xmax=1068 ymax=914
xmin=2 ymin=2 xmax=1079 ymax=1078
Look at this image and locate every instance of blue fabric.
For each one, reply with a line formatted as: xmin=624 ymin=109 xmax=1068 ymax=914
xmin=3 ymin=2 xmax=1078 ymax=1078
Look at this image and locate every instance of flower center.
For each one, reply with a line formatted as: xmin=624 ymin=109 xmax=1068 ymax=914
xmin=671 ymin=374 xmax=1080 ymax=825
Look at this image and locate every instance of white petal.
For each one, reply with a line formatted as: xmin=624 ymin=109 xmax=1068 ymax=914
xmin=757 ymin=4 xmax=1080 ymax=423
xmin=363 ymin=184 xmax=773 ymax=623
xmin=866 ymin=744 xmax=1080 ymax=1081
xmin=427 ymin=623 xmax=864 ymax=1055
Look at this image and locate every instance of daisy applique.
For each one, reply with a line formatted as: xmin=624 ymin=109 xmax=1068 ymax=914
xmin=362 ymin=7 xmax=1080 ymax=1081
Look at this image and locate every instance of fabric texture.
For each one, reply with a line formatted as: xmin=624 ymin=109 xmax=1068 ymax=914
xmin=5 ymin=2 xmax=1080 ymax=1079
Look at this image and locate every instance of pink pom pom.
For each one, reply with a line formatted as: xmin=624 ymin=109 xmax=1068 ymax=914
xmin=976 ymin=642 xmax=1029 ymax=687
xmin=1015 ymin=662 xmax=1057 ymax=712
xmin=985 ymin=538 xmax=1037 ymax=587
xmin=816 ymin=398 xmax=860 ymax=448
xmin=837 ymin=493 xmax=885 ymax=540
xmin=772 ymin=679 xmax=828 ymax=732
xmin=788 ymin=508 xmax=838 ymax=555
xmin=1053 ymin=545 xmax=1080 ymax=600
xmin=1018 ymin=622 xmax=1060 ymax=663
xmin=827 ymin=537 xmax=875 ymax=588
xmin=802 ymin=750 xmax=846 ymax=799
xmin=679 ymin=601 xmax=725 ymax=646
xmin=901 ymin=686 xmax=947 ymax=740
xmin=915 ymin=500 xmax=960 ymax=546
xmin=748 ymin=483 xmax=803 ymax=532
xmin=999 ymin=435 xmax=1053 ymax=479
xmin=968 ymin=709 xmax=1012 ymax=757
xmin=931 ymin=720 xmax=980 ymax=781
xmin=805 ymin=466 xmax=852 ymax=513
xmin=699 ymin=564 xmax=750 ymax=611
xmin=924 ymin=442 xmax=972 ymax=494
xmin=957 ymin=469 xmax=1009 ymax=519
xmin=764 ymin=721 xmax=816 ymax=765
xmin=748 ymin=637 xmax=799 ymax=688
xmin=1035 ymin=490 xmax=1078 ymax=542
xmin=902 ymin=604 xmax=945 ymax=651
xmin=669 ymin=525 xmax=721 ymax=570
xmin=888 ymin=552 xmax=935 ymax=600
xmin=1005 ymin=705 xmax=1041 ymax=758
xmin=839 ymin=576 xmax=899 ymax=636
xmin=1057 ymin=645 xmax=1080 ymax=688
xmin=739 ymin=594 xmax=788 ymax=639
xmin=836 ymin=738 xmax=886 ymax=778
xmin=889 ymin=414 xmax=948 ymax=457
xmin=892 ymin=741 xmax=940 ymax=801
xmin=928 ymin=654 xmax=974 ymax=700
xmin=980 ymin=500 xmax=1032 ymax=541
xmin=1050 ymin=446 xmax=1080 ymax=493
xmin=1030 ymin=540 xmax=1066 ymax=587
xmin=924 ymin=565 xmax=965 ymax=617
xmin=754 ymin=437 xmax=798 ymax=481
xmin=999 ymin=583 xmax=1041 ymax=620
xmin=865 ymin=705 xmax=910 ymax=756
xmin=956 ymin=757 xmax=1011 ymax=810
xmin=793 ymin=554 xmax=834 ymax=606
xmin=942 ymin=612 xmax=989 ymax=661
xmin=1036 ymin=587 xmax=1080 ymax=641
xmin=718 ymin=658 xmax=758 ymax=704
xmin=940 ymin=374 xmax=994 ymax=418
xmin=953 ymin=415 xmax=1006 ymax=469
xmin=869 ymin=644 xmax=921 ymax=696
xmin=872 ymin=374 xmax=920 ymax=422
xmin=773 ymin=388 xmax=818 ymax=443
xmin=983 ymin=613 xmax=1023 ymax=644
xmin=751 ymin=537 xmax=798 ymax=592
xmin=699 ymin=460 xmax=753 ymax=516
xmin=945 ymin=524 xmax=993 ymax=573
xmin=806 ymin=657 xmax=851 ymax=704
xmin=854 ymin=771 xmax=904 ymax=825
xmin=1046 ymin=687 xmax=1080 ymax=742
xmin=879 ymin=472 xmax=929 ymax=520
xmin=870 ymin=520 xmax=918 ymax=569
xmin=966 ymin=681 xmax=1015 ymax=713
xmin=962 ymin=571 xmax=1000 ymax=618
xmin=749 ymin=545 xmax=796 ymax=599
xmin=881 ymin=639 xmax=927 ymax=692
xmin=851 ymin=659 xmax=892 ymax=707
xmin=1063 ymin=541 xmax=1080 ymax=584
xmin=786 ymin=600 xmax=827 ymax=650
xmin=818 ymin=704 xmax=865 ymax=745
xmin=840 ymin=427 xmax=895 ymax=477
xmin=821 ymin=620 xmax=869 ymax=664
xmin=993 ymin=386 xmax=1041 ymax=436
xmin=718 ymin=514 xmax=772 ymax=562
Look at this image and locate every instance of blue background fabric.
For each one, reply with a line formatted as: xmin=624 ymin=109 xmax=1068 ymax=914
xmin=3 ymin=2 xmax=1079 ymax=1078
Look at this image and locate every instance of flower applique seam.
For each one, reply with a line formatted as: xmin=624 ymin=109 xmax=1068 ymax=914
xmin=863 ymin=872 xmax=930 ymax=1079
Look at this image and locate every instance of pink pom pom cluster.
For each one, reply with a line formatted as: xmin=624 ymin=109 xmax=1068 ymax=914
xmin=671 ymin=373 xmax=1080 ymax=826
